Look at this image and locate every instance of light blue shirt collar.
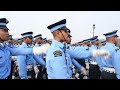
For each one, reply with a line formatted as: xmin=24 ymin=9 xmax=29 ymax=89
xmin=52 ymin=40 xmax=64 ymax=49
xmin=0 ymin=43 xmax=6 ymax=50
xmin=106 ymin=42 xmax=116 ymax=47
xmin=22 ymin=42 xmax=27 ymax=45
xmin=91 ymin=45 xmax=98 ymax=49
xmin=22 ymin=42 xmax=29 ymax=47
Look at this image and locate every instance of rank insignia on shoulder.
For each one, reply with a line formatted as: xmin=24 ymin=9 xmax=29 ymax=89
xmin=53 ymin=50 xmax=62 ymax=57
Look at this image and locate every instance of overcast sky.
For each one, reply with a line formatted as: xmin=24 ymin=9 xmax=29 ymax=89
xmin=0 ymin=11 xmax=120 ymax=43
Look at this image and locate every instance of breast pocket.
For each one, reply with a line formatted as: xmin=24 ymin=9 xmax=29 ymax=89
xmin=0 ymin=49 xmax=10 ymax=66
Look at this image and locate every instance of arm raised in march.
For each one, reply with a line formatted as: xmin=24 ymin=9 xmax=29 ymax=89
xmin=69 ymin=47 xmax=110 ymax=60
xmin=68 ymin=47 xmax=91 ymax=59
xmin=33 ymin=55 xmax=46 ymax=67
xmin=10 ymin=44 xmax=50 ymax=56
xmin=10 ymin=47 xmax=33 ymax=56
xmin=71 ymin=58 xmax=82 ymax=69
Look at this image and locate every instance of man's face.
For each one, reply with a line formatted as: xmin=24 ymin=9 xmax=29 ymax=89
xmin=83 ymin=42 xmax=88 ymax=46
xmin=87 ymin=42 xmax=90 ymax=46
xmin=114 ymin=36 xmax=118 ymax=44
xmin=0 ymin=29 xmax=9 ymax=41
xmin=26 ymin=36 xmax=33 ymax=44
xmin=34 ymin=38 xmax=42 ymax=44
xmin=95 ymin=40 xmax=99 ymax=45
xmin=66 ymin=34 xmax=72 ymax=44
xmin=59 ymin=30 xmax=69 ymax=42
xmin=39 ymin=38 xmax=43 ymax=43
xmin=8 ymin=39 xmax=14 ymax=44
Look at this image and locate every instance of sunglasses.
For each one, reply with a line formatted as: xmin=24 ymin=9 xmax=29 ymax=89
xmin=28 ymin=37 xmax=33 ymax=39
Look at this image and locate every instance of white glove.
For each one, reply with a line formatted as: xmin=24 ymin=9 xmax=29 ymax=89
xmin=72 ymin=65 xmax=76 ymax=74
xmin=34 ymin=66 xmax=39 ymax=74
xmin=85 ymin=63 xmax=89 ymax=70
xmin=80 ymin=67 xmax=87 ymax=75
xmin=75 ymin=73 xmax=80 ymax=79
xmin=33 ymin=44 xmax=50 ymax=55
xmin=92 ymin=49 xmax=110 ymax=59
xmin=73 ymin=68 xmax=76 ymax=74
xmin=11 ymin=56 xmax=17 ymax=61
xmin=99 ymin=49 xmax=110 ymax=59
xmin=92 ymin=49 xmax=100 ymax=57
xmin=83 ymin=76 xmax=88 ymax=79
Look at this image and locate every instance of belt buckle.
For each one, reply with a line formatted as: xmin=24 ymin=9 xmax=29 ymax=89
xmin=104 ymin=69 xmax=114 ymax=73
xmin=90 ymin=61 xmax=97 ymax=65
